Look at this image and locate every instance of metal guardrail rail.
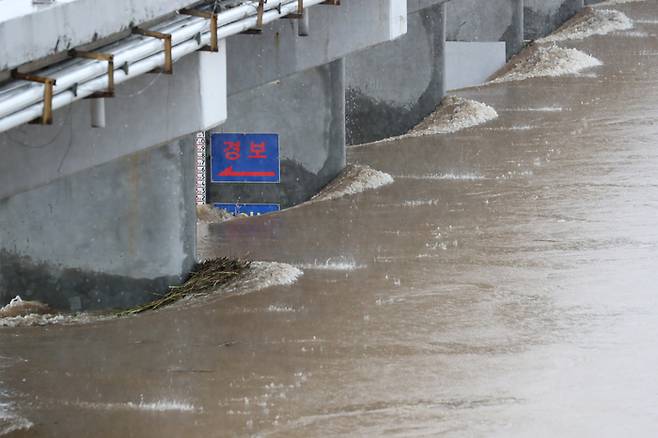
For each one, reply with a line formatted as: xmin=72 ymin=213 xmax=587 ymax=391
xmin=0 ymin=0 xmax=337 ymax=133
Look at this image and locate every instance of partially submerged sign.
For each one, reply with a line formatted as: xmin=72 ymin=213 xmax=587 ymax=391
xmin=214 ymin=203 xmax=280 ymax=217
xmin=211 ymin=133 xmax=280 ymax=183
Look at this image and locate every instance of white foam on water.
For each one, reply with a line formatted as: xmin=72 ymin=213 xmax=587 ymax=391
xmin=294 ymin=257 xmax=365 ymax=271
xmin=0 ymin=295 xmax=54 ymax=318
xmin=498 ymin=107 xmax=567 ymax=112
xmin=220 ymin=262 xmax=303 ymax=296
xmin=615 ymin=30 xmax=650 ymax=37
xmin=540 ymin=9 xmax=633 ymax=42
xmin=596 ymin=0 xmax=646 ymax=5
xmin=401 ymin=199 xmax=441 ymax=207
xmin=196 ymin=204 xmax=233 ymax=224
xmin=483 ymin=125 xmax=536 ymax=131
xmin=71 ymin=399 xmax=198 ymax=413
xmin=407 ymin=96 xmax=498 ymax=137
xmin=0 ymin=312 xmax=112 ymax=328
xmin=1 ymin=263 xmax=303 ymax=327
xmin=0 ymin=401 xmax=33 ymax=436
xmin=395 ymin=172 xmax=485 ymax=181
xmin=266 ymin=305 xmax=300 ymax=313
xmin=311 ymin=164 xmax=394 ymax=202
xmin=351 ymin=97 xmax=498 ymax=147
xmin=491 ymin=45 xmax=602 ymax=83
xmin=496 ymin=169 xmax=535 ymax=180
xmin=0 ymin=294 xmax=113 ymax=328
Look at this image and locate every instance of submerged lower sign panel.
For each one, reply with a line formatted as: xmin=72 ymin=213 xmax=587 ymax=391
xmin=211 ymin=133 xmax=280 ymax=183
xmin=214 ymin=203 xmax=280 ymax=217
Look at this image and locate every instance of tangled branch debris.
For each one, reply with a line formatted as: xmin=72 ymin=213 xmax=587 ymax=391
xmin=117 ymin=257 xmax=251 ymax=316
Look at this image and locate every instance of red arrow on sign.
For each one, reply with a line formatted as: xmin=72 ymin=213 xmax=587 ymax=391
xmin=218 ymin=166 xmax=276 ymax=177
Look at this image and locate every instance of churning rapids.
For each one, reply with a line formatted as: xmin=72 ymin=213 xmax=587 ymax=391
xmin=2 ymin=0 xmax=658 ymax=436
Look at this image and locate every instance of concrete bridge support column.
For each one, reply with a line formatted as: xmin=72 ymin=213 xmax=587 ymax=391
xmin=510 ymin=0 xmax=525 ymax=59
xmin=208 ymin=59 xmax=346 ymax=209
xmin=0 ymin=50 xmax=226 ymax=310
xmin=446 ymin=0 xmax=524 ymax=60
xmin=0 ymin=140 xmax=197 ymax=311
xmin=205 ymin=0 xmax=407 ymax=206
xmin=345 ymin=2 xmax=447 ymax=145
xmin=524 ymin=0 xmax=585 ymax=40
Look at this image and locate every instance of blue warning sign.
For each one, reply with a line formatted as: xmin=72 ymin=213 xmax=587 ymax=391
xmin=214 ymin=203 xmax=280 ymax=217
xmin=210 ymin=133 xmax=280 ymax=183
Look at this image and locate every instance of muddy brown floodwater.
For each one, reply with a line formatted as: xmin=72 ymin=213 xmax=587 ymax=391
xmin=3 ymin=2 xmax=658 ymax=437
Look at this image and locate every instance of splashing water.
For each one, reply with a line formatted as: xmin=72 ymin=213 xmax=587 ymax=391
xmin=540 ymin=8 xmax=634 ymax=43
xmin=491 ymin=45 xmax=602 ymax=83
xmin=295 ymin=257 xmax=365 ymax=271
xmin=311 ymin=165 xmax=394 ymax=202
xmin=0 ymin=398 xmax=33 ymax=436
xmin=407 ymin=96 xmax=498 ymax=137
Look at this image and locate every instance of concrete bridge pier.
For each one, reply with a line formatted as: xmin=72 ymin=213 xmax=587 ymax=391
xmin=446 ymin=0 xmax=524 ymax=60
xmin=345 ymin=1 xmax=447 ymax=145
xmin=345 ymin=0 xmax=526 ymax=145
xmin=0 ymin=51 xmax=226 ymax=311
xmin=524 ymin=0 xmax=585 ymax=40
xmin=210 ymin=59 xmax=346 ymax=209
xmin=1 ymin=0 xmax=407 ymax=310
xmin=206 ymin=0 xmax=407 ymax=208
xmin=511 ymin=0 xmax=525 ymax=59
xmin=0 ymin=141 xmax=198 ymax=311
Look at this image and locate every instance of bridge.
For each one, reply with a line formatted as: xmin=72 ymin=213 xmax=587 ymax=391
xmin=0 ymin=0 xmax=597 ymax=310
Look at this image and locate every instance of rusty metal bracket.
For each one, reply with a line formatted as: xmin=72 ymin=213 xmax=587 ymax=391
xmin=256 ymin=0 xmax=265 ymax=28
xmin=283 ymin=0 xmax=304 ymax=19
xmin=242 ymin=0 xmax=266 ymax=34
xmin=68 ymin=49 xmax=115 ymax=98
xmin=132 ymin=27 xmax=173 ymax=74
xmin=11 ymin=70 xmax=56 ymax=124
xmin=179 ymin=8 xmax=219 ymax=52
xmin=279 ymin=0 xmax=304 ymax=20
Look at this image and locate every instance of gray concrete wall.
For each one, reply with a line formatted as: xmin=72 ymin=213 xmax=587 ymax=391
xmin=204 ymin=0 xmax=406 ymax=205
xmin=208 ymin=59 xmax=345 ymax=209
xmin=0 ymin=139 xmax=197 ymax=311
xmin=445 ymin=41 xmax=506 ymax=91
xmin=409 ymin=0 xmax=448 ymax=14
xmin=524 ymin=0 xmax=585 ymax=40
xmin=447 ymin=0 xmax=524 ymax=59
xmin=345 ymin=2 xmax=446 ymax=145
xmin=226 ymin=0 xmax=406 ymax=96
